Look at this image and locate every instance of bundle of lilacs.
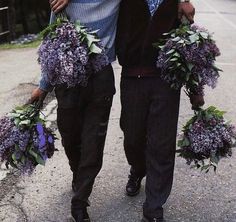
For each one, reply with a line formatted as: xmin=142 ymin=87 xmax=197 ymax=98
xmin=177 ymin=107 xmax=236 ymax=172
xmin=38 ymin=14 xmax=109 ymax=88
xmin=154 ymin=24 xmax=221 ymax=95
xmin=0 ymin=105 xmax=56 ymax=175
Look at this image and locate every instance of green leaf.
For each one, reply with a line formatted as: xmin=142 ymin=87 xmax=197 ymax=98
xmin=187 ymin=63 xmax=194 ymax=71
xmin=12 ymin=153 xmax=17 ymax=162
xmin=210 ymin=153 xmax=220 ymax=165
xmin=15 ymin=109 xmax=25 ymax=114
xmin=166 ymin=49 xmax=175 ymax=55
xmin=90 ymin=43 xmax=102 ymax=54
xmin=189 ymin=34 xmax=200 ymax=43
xmin=173 ymin=52 xmax=180 ymax=58
xmin=9 ymin=113 xmax=21 ymax=118
xmin=178 ymin=138 xmax=190 ymax=147
xmin=191 ymin=80 xmax=199 ymax=86
xmin=172 ymin=36 xmax=181 ymax=42
xmin=86 ymin=34 xmax=100 ymax=47
xmin=170 ymin=57 xmax=178 ymax=62
xmin=177 ymin=39 xmax=185 ymax=44
xmin=163 ymin=32 xmax=170 ymax=36
xmin=19 ymin=120 xmax=31 ymax=126
xmin=36 ymin=155 xmax=45 ymax=166
xmin=201 ymin=164 xmax=210 ymax=172
xmin=187 ymin=31 xmax=195 ymax=35
xmin=185 ymin=72 xmax=190 ymax=82
xmin=14 ymin=118 xmax=21 ymax=126
xmin=177 ymin=140 xmax=183 ymax=147
xmin=199 ymin=32 xmax=209 ymax=39
xmin=21 ymin=155 xmax=26 ymax=165
xmin=29 ymin=149 xmax=38 ymax=159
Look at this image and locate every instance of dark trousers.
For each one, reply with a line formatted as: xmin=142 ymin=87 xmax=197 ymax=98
xmin=120 ymin=75 xmax=180 ymax=218
xmin=55 ymin=65 xmax=115 ymax=208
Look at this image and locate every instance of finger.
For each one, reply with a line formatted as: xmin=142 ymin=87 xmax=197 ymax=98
xmin=25 ymin=97 xmax=38 ymax=106
xmin=51 ymin=1 xmax=62 ymax=12
xmin=37 ymin=93 xmax=48 ymax=109
xmin=191 ymin=9 xmax=195 ymax=23
xmin=50 ymin=0 xmax=58 ymax=7
xmin=192 ymin=7 xmax=196 ymax=16
xmin=54 ymin=3 xmax=67 ymax=13
xmin=185 ymin=13 xmax=194 ymax=23
xmin=178 ymin=10 xmax=183 ymax=20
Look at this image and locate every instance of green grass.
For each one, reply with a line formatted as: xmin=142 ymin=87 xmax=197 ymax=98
xmin=0 ymin=39 xmax=42 ymax=50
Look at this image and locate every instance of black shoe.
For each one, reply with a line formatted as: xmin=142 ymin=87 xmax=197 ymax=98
xmin=72 ymin=172 xmax=77 ymax=192
xmin=71 ymin=208 xmax=90 ymax=222
xmin=126 ymin=172 xmax=142 ymax=196
xmin=142 ymin=216 xmax=165 ymax=222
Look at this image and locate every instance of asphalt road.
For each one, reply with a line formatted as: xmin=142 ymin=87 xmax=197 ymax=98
xmin=0 ymin=0 xmax=236 ymax=221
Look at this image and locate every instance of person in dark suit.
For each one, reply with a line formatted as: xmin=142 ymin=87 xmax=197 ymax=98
xmin=116 ymin=1 xmax=204 ymax=221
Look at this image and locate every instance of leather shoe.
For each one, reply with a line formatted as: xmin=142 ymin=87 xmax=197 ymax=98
xmin=71 ymin=207 xmax=90 ymax=222
xmin=126 ymin=171 xmax=142 ymax=196
xmin=142 ymin=215 xmax=165 ymax=222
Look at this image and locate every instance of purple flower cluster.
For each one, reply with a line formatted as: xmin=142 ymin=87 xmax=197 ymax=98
xmin=0 ymin=110 xmax=55 ymax=175
xmin=38 ymin=21 xmax=109 ymax=88
xmin=186 ymin=118 xmax=234 ymax=156
xmin=156 ymin=24 xmax=221 ymax=95
xmin=178 ymin=107 xmax=236 ymax=171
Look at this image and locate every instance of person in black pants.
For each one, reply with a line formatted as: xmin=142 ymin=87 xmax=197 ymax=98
xmin=29 ymin=0 xmax=121 ymax=221
xmin=116 ymin=0 xmax=204 ymax=221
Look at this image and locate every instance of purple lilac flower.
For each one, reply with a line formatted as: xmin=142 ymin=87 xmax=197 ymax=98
xmin=0 ymin=125 xmax=20 ymax=161
xmin=18 ymin=130 xmax=30 ymax=151
xmin=177 ymin=106 xmax=236 ymax=172
xmin=36 ymin=123 xmax=44 ymax=135
xmin=39 ymin=134 xmax=46 ymax=150
xmin=156 ymin=24 xmax=221 ymax=95
xmin=0 ymin=117 xmax=14 ymax=143
xmin=38 ymin=22 xmax=89 ymax=87
xmin=183 ymin=117 xmax=235 ymax=158
xmin=90 ymin=52 xmax=109 ymax=73
xmin=0 ymin=105 xmax=56 ymax=175
xmin=38 ymin=21 xmax=108 ymax=88
xmin=48 ymin=136 xmax=53 ymax=144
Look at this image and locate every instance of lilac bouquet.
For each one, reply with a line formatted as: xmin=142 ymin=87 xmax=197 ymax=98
xmin=0 ymin=105 xmax=56 ymax=175
xmin=177 ymin=106 xmax=236 ymax=172
xmin=38 ymin=14 xmax=109 ymax=88
xmin=154 ymin=24 xmax=221 ymax=95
